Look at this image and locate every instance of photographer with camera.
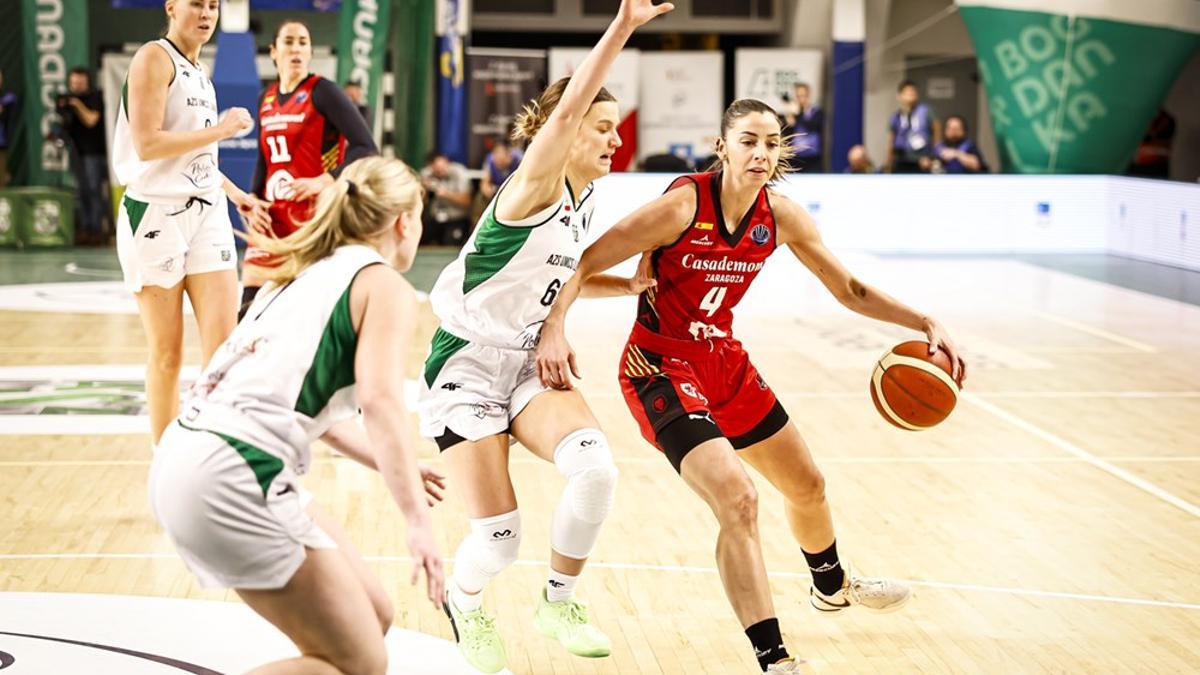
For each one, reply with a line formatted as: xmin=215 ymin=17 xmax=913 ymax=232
xmin=55 ymin=67 xmax=109 ymax=245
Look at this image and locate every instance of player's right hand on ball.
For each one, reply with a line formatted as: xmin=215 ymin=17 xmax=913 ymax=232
xmin=406 ymin=519 xmax=445 ymax=608
xmin=218 ymin=107 xmax=253 ymax=138
xmin=535 ymin=327 xmax=580 ymax=390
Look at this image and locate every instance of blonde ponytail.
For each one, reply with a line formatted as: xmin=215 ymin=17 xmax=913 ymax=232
xmin=241 ymin=157 xmax=421 ymax=284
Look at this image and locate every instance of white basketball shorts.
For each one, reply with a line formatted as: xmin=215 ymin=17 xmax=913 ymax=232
xmin=117 ymin=191 xmax=236 ymax=293
xmin=149 ymin=421 xmax=335 ymax=590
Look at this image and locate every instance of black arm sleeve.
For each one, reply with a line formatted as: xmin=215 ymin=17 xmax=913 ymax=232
xmin=312 ymin=78 xmax=378 ymax=177
xmin=251 ymin=88 xmax=267 ymax=197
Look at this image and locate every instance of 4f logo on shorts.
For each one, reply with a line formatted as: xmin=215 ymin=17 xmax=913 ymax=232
xmin=679 ymin=382 xmax=708 ymax=404
xmin=441 ymin=382 xmax=463 ymax=391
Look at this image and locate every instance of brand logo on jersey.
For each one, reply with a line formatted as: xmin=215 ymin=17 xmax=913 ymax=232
xmin=545 ymin=254 xmax=578 ymax=270
xmin=679 ymin=382 xmax=708 ymax=403
xmin=695 ymin=221 xmax=714 ymax=230
xmin=263 ymin=94 xmax=276 ymax=106
xmin=679 ymin=254 xmax=765 ymax=273
xmin=689 ymin=234 xmax=714 ymax=247
xmin=183 ymin=153 xmax=216 ymax=189
xmin=441 ymin=382 xmax=463 ymax=391
xmin=295 ymin=91 xmax=309 ymax=105
xmin=750 ymin=223 xmax=771 ymax=245
xmin=652 ymin=395 xmax=668 ymax=413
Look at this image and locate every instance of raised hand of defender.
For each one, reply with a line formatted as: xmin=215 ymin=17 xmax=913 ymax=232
xmin=406 ymin=518 xmax=445 ymax=608
xmin=618 ymin=0 xmax=675 ymax=28
xmin=419 ymin=463 xmax=446 ymax=507
xmin=922 ymin=316 xmax=967 ymax=384
xmin=535 ymin=324 xmax=580 ymax=390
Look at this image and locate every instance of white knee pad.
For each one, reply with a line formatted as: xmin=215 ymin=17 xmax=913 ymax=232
xmin=453 ymin=509 xmax=521 ymax=593
xmin=551 ymin=428 xmax=618 ymax=559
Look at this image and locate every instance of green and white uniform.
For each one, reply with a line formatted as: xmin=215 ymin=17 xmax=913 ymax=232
xmin=149 ymin=245 xmax=384 ymax=589
xmin=112 ymin=38 xmax=234 ymax=292
xmin=419 ymin=179 xmax=595 ymax=441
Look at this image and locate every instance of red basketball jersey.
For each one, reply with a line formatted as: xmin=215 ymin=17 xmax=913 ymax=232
xmin=637 ymin=172 xmax=777 ymax=341
xmin=258 ymin=75 xmax=347 ymax=236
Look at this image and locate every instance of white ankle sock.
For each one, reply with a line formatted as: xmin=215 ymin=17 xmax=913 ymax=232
xmin=451 ymin=581 xmax=483 ymax=613
xmin=547 ymin=569 xmax=578 ymax=603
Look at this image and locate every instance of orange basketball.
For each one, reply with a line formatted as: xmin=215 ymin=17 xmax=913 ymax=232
xmin=870 ymin=341 xmax=960 ymax=430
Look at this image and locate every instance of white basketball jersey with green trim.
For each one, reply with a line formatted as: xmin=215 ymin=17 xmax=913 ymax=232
xmin=112 ymin=39 xmax=221 ymax=202
xmin=430 ymin=180 xmax=595 ymax=350
xmin=180 ymin=245 xmax=386 ymax=473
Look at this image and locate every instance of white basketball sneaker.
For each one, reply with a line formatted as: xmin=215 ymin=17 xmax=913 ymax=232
xmin=809 ymin=564 xmax=912 ymax=614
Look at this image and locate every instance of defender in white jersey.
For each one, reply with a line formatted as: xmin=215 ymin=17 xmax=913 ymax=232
xmin=417 ymin=1 xmax=672 ymax=672
xmin=151 ymin=157 xmax=443 ymax=675
xmin=115 ymin=0 xmax=269 ymax=445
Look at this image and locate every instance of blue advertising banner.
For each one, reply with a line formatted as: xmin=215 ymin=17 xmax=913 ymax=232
xmin=211 ymin=31 xmax=260 ymax=239
xmin=436 ymin=0 xmax=467 ymax=164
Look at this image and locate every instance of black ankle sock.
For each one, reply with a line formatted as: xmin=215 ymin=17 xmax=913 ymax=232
xmin=238 ymin=285 xmax=260 ymax=322
xmin=745 ymin=618 xmax=789 ymax=671
xmin=803 ymin=540 xmax=845 ymax=596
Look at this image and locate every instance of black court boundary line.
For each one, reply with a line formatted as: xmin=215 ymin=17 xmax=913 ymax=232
xmin=0 ymin=630 xmax=221 ymax=674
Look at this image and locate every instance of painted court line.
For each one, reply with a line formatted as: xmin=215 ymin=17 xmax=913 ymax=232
xmin=1032 ymin=311 xmax=1157 ymax=353
xmin=5 ymin=553 xmax=1193 ymax=611
xmin=963 ymin=392 xmax=1200 ymax=519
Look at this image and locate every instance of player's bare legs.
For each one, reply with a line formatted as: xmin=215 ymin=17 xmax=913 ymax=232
xmin=740 ymin=421 xmax=912 ymax=614
xmin=679 ymin=438 xmax=776 ymax=627
xmin=738 ymin=422 xmax=834 ymax=554
xmin=134 ymin=280 xmax=185 ymax=444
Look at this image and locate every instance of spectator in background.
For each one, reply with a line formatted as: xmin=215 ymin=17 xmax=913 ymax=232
xmin=783 ymin=82 xmax=824 ymax=173
xmin=933 ymin=115 xmax=987 ymax=174
xmin=343 ymin=80 xmax=371 ymax=126
xmin=479 ymin=138 xmax=522 ymax=201
xmin=421 ymin=151 xmax=473 ymax=246
xmin=1128 ymin=109 xmax=1175 ymax=180
xmin=886 ymin=80 xmax=939 ymax=174
xmin=57 ymin=67 xmax=109 ymax=245
xmin=845 ymin=144 xmax=877 ymax=174
xmin=0 ymin=68 xmax=15 ymax=187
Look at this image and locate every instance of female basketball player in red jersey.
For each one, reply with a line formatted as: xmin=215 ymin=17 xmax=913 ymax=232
xmin=241 ymin=19 xmax=378 ymax=318
xmin=537 ymin=99 xmax=967 ymax=673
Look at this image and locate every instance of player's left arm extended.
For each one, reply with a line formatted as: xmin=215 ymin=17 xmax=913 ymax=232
xmin=773 ymin=191 xmax=965 ymax=377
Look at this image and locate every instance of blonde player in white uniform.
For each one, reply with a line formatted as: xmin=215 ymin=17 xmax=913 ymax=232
xmin=112 ymin=0 xmax=270 ymax=444
xmin=417 ymin=1 xmax=672 ymax=671
xmin=150 ymin=157 xmax=444 ymax=674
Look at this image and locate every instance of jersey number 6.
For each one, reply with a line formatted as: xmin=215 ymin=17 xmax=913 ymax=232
xmin=540 ymin=279 xmax=562 ymax=307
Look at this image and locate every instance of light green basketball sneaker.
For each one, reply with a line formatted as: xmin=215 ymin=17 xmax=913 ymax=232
xmin=443 ymin=590 xmax=507 ymax=673
xmin=533 ymin=589 xmax=612 ymax=658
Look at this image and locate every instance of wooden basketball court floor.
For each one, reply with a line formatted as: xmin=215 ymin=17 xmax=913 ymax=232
xmin=1 ymin=248 xmax=1198 ymax=673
